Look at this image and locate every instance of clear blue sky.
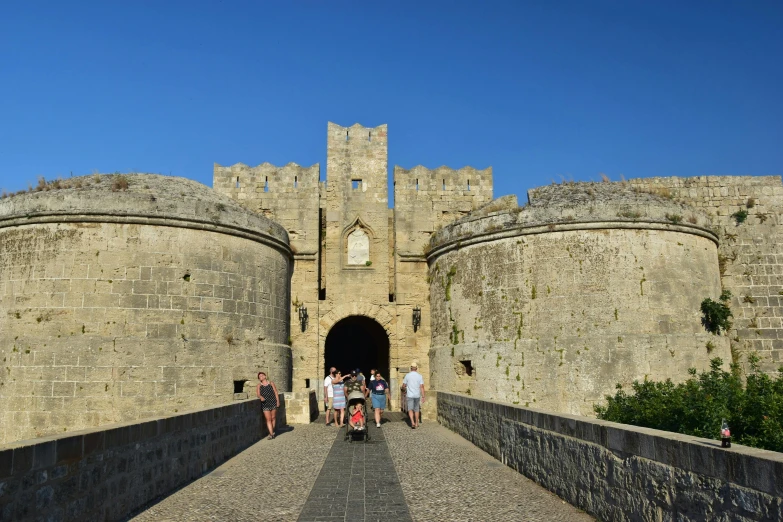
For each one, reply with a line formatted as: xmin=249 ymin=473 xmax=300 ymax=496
xmin=1 ymin=1 xmax=781 ymax=205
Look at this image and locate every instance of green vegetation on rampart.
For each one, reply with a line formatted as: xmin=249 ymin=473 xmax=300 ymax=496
xmin=595 ymin=355 xmax=783 ymax=452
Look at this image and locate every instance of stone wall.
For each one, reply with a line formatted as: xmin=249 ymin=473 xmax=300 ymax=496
xmin=427 ymin=182 xmax=730 ymax=415
xmin=393 ymin=166 xmax=493 ymax=380
xmin=438 ymin=392 xmax=783 ymax=521
xmin=0 ymin=397 xmax=285 ymax=521
xmin=628 ymin=176 xmax=783 ymax=372
xmin=0 ymin=174 xmax=293 ymax=444
xmin=213 ymin=162 xmax=321 ymax=395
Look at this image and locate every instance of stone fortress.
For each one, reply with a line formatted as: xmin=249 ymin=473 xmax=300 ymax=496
xmin=1 ymin=121 xmax=781 ymax=445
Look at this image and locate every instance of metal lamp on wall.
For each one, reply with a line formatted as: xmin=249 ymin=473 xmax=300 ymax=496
xmin=412 ymin=305 xmax=421 ymax=332
xmin=298 ymin=304 xmax=308 ymax=332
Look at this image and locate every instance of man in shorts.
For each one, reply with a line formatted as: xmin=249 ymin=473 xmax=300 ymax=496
xmin=402 ymin=362 xmax=425 ymax=429
xmin=323 ymin=367 xmax=337 ymax=426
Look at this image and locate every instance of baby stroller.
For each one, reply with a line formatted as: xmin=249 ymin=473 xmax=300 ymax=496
xmin=344 ymin=391 xmax=370 ymax=443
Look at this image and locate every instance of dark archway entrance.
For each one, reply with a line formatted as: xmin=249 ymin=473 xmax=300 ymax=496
xmin=324 ymin=316 xmax=390 ymax=381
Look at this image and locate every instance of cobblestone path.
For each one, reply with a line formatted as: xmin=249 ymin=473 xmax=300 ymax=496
xmin=131 ymin=414 xmax=592 ymax=521
xmin=130 ymin=423 xmax=337 ymax=522
xmin=384 ymin=414 xmax=593 ymax=521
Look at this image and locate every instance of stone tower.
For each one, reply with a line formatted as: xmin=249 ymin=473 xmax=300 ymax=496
xmin=214 ymin=122 xmax=493 ymax=400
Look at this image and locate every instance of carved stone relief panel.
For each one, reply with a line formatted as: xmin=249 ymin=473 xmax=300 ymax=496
xmin=347 ymin=228 xmax=370 ymax=265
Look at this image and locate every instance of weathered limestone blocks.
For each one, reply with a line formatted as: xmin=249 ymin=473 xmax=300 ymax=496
xmin=393 ymin=165 xmax=493 ymax=258
xmin=628 ymin=176 xmax=783 ymax=373
xmin=438 ymin=392 xmax=783 ymax=522
xmin=0 ymin=174 xmax=293 ymax=444
xmin=427 ymin=182 xmax=730 ymax=415
xmin=213 ymin=162 xmax=320 ymax=256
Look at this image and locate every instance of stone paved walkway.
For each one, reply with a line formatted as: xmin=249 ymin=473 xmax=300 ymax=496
xmin=131 ymin=423 xmax=337 ymax=522
xmin=298 ymin=421 xmax=411 ymax=522
xmin=384 ymin=414 xmax=593 ymax=521
xmin=131 ymin=414 xmax=593 ymax=521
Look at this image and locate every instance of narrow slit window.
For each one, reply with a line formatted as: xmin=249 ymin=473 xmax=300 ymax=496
xmin=368 ymin=131 xmax=371 ymax=142
xmin=467 ymin=180 xmax=471 ymax=191
xmin=415 ymin=178 xmax=419 ymax=191
xmin=236 ymin=176 xmax=240 ymax=189
xmin=442 ymin=179 xmax=446 ymax=191
xmin=294 ymin=175 xmax=298 ymax=188
xmin=346 ymin=130 xmax=349 ymax=141
xmin=305 ymin=379 xmax=311 ymax=388
xmin=264 ymin=176 xmax=269 ymax=192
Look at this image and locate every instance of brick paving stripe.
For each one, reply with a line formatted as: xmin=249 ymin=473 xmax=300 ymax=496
xmin=297 ymin=420 xmax=412 ymax=522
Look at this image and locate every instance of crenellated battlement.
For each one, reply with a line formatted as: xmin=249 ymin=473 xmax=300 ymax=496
xmin=214 ymin=162 xmax=320 ymax=194
xmin=327 ymin=121 xmax=387 ymax=146
xmin=393 ymin=165 xmax=494 ymax=261
xmin=394 ymin=165 xmax=492 ymax=194
xmin=213 ymin=162 xmax=321 ymax=256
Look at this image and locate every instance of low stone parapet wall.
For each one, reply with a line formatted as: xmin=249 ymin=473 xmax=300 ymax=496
xmin=437 ymin=392 xmax=783 ymax=521
xmin=0 ymin=397 xmax=285 ymax=521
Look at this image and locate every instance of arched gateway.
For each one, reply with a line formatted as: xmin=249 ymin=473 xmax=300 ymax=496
xmin=324 ymin=316 xmax=390 ymax=382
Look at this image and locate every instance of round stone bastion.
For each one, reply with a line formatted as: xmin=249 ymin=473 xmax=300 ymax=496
xmin=0 ymin=174 xmax=292 ymax=444
xmin=426 ymin=182 xmax=730 ymax=416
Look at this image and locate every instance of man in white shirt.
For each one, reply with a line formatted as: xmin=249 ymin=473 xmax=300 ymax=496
xmin=402 ymin=362 xmax=425 ymax=429
xmin=323 ymin=367 xmax=337 ymax=426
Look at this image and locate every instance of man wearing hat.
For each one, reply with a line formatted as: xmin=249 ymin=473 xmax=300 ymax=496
xmin=402 ymin=361 xmax=425 ymax=429
xmin=344 ymin=369 xmax=365 ymax=398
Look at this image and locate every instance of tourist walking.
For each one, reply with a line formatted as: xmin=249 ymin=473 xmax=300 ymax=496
xmin=332 ymin=371 xmax=347 ymax=427
xmin=344 ymin=369 xmax=366 ymax=398
xmin=402 ymin=362 xmax=425 ymax=429
xmin=256 ymin=371 xmax=280 ymax=439
xmin=324 ymin=366 xmax=337 ymax=426
xmin=370 ymin=371 xmax=390 ymax=427
xmin=355 ymin=367 xmax=366 ymax=387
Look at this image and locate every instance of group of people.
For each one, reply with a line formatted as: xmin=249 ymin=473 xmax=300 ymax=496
xmin=323 ymin=367 xmax=391 ymax=429
xmin=253 ymin=360 xmax=427 ymax=441
xmin=323 ymin=362 xmax=426 ymax=430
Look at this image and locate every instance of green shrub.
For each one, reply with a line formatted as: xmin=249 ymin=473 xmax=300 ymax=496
xmin=732 ymin=209 xmax=748 ymax=224
xmin=701 ymin=290 xmax=733 ymax=335
xmin=595 ymin=355 xmax=783 ymax=452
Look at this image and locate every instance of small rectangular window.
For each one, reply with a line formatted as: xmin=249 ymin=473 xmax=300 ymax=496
xmin=415 ymin=179 xmax=419 ymax=191
xmin=305 ymin=379 xmax=311 ymax=389
xmin=346 ymin=130 xmax=349 ymax=141
xmin=233 ymin=380 xmax=247 ymax=393
xmin=442 ymin=179 xmax=446 ymax=191
xmin=236 ymin=176 xmax=240 ymax=189
xmin=352 ymin=179 xmax=362 ymax=190
xmin=294 ymin=175 xmax=298 ymax=188
xmin=264 ymin=176 xmax=269 ymax=192
xmin=319 ymin=288 xmax=326 ymax=301
xmin=467 ymin=180 xmax=471 ymax=191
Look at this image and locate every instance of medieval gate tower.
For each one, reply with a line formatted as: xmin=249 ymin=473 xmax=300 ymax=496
xmin=214 ymin=122 xmax=492 ymax=396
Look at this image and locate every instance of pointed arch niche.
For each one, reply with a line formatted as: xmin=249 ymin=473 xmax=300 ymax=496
xmin=342 ymin=217 xmax=374 ymax=269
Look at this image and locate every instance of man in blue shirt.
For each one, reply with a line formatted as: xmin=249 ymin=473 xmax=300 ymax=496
xmin=402 ymin=362 xmax=425 ymax=429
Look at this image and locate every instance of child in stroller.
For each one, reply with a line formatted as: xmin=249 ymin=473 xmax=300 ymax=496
xmin=344 ymin=390 xmax=370 ymax=442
